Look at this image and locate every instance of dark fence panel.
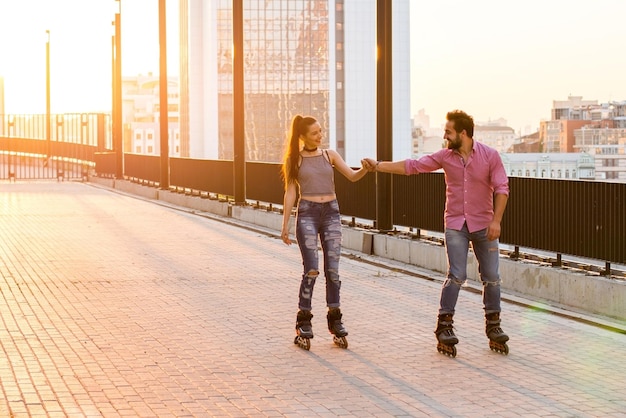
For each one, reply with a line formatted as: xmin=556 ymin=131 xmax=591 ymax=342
xmin=0 ymin=113 xmax=109 ymax=181
xmin=4 ymin=123 xmax=626 ymax=266
xmin=169 ymin=158 xmax=234 ymax=196
xmin=334 ymin=169 xmax=377 ymax=220
xmin=49 ymin=141 xmax=97 ymax=162
xmin=392 ymin=172 xmax=446 ymax=232
xmin=94 ymin=152 xmax=117 ymax=178
xmin=124 ymin=153 xmax=160 ymax=184
xmin=0 ymin=137 xmax=94 ymax=180
xmin=0 ymin=137 xmax=49 ymax=155
xmin=502 ymin=177 xmax=626 ymax=263
xmin=245 ymin=162 xmax=284 ymax=204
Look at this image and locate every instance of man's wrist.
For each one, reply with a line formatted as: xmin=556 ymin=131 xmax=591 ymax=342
xmin=375 ymin=161 xmax=381 ymax=171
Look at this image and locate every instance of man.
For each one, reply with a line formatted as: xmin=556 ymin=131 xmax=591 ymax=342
xmin=363 ymin=110 xmax=510 ymax=356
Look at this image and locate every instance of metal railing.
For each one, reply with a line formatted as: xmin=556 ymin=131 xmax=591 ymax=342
xmin=0 ymin=113 xmax=110 ymax=181
xmin=2 ymin=117 xmax=624 ymax=273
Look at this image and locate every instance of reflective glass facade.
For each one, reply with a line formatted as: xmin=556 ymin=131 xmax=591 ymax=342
xmin=216 ymin=0 xmax=332 ymax=162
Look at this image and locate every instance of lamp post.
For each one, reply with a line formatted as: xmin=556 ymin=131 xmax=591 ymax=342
xmin=158 ymin=0 xmax=169 ymax=189
xmin=45 ymin=29 xmax=51 ymax=165
xmin=375 ymin=0 xmax=393 ymax=231
xmin=233 ymin=0 xmax=245 ymax=204
xmin=113 ymin=0 xmax=123 ymax=178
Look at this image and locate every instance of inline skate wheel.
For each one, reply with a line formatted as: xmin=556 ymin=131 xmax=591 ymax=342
xmin=333 ymin=335 xmax=348 ymax=349
xmin=437 ymin=342 xmax=457 ymax=357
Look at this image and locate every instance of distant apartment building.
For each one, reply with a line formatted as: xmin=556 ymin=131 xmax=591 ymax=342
xmin=539 ymin=119 xmax=596 ymax=153
xmin=121 ymin=74 xmax=180 ymax=156
xmin=501 ymin=153 xmax=595 ymax=180
xmin=509 ymin=131 xmax=540 ymax=153
xmin=551 ymin=95 xmax=598 ymax=120
xmin=474 ymin=124 xmax=516 ymax=153
xmin=574 ymin=125 xmax=626 ymax=182
xmin=411 ymin=109 xmax=444 ymax=155
xmin=542 ymin=96 xmax=626 ymax=182
xmin=179 ymin=0 xmax=411 ymax=165
xmin=0 ymin=77 xmax=4 ymax=134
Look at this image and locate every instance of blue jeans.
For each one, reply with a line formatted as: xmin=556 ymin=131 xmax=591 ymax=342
xmin=439 ymin=222 xmax=502 ymax=315
xmin=296 ymin=199 xmax=342 ymax=311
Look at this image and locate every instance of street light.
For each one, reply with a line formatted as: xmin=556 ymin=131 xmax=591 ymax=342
xmin=45 ymin=29 xmax=51 ymax=166
xmin=113 ymin=0 xmax=122 ymax=178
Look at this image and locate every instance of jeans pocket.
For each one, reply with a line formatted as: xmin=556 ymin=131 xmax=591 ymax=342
xmin=298 ymin=199 xmax=315 ymax=216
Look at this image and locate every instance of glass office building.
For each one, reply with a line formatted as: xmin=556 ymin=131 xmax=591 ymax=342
xmin=180 ymin=0 xmax=410 ymax=165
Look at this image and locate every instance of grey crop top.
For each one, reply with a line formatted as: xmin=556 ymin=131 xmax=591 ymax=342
xmin=298 ymin=151 xmax=335 ymax=196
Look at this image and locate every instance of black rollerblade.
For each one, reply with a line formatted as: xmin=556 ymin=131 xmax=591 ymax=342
xmin=486 ymin=312 xmax=509 ymax=355
xmin=327 ymin=308 xmax=348 ymax=349
xmin=294 ymin=310 xmax=314 ymax=350
xmin=435 ymin=314 xmax=459 ymax=357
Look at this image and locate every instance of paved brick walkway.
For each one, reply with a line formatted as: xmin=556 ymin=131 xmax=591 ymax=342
xmin=0 ymin=181 xmax=624 ymax=417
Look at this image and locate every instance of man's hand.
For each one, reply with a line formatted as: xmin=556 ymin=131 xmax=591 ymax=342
xmin=361 ymin=158 xmax=378 ymax=172
xmin=487 ymin=220 xmax=501 ymax=241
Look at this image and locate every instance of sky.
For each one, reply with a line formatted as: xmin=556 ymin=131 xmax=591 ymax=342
xmin=1 ymin=0 xmax=625 ymax=135
xmin=0 ymin=0 xmax=179 ymax=114
xmin=410 ymin=0 xmax=626 ymax=133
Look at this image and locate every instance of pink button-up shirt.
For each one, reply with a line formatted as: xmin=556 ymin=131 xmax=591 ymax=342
xmin=404 ymin=141 xmax=509 ymax=233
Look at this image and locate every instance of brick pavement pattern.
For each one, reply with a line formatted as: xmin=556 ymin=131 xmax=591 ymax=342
xmin=0 ymin=182 xmax=625 ymax=417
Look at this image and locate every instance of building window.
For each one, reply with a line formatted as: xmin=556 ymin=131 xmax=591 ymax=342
xmin=147 ymin=133 xmax=153 ymax=140
xmin=565 ymin=169 xmax=570 ymax=178
xmin=525 ymin=170 xmax=530 ymax=176
xmin=147 ymin=146 xmax=153 ymax=154
xmin=136 ymin=146 xmax=141 ymax=153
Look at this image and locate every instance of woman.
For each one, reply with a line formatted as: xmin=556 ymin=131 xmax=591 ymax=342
xmin=281 ymin=115 xmax=368 ymax=349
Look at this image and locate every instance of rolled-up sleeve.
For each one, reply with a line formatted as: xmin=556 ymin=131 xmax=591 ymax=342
xmin=491 ymin=154 xmax=509 ymax=196
xmin=404 ymin=152 xmax=444 ymax=175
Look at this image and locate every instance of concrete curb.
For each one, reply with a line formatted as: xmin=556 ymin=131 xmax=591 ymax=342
xmin=87 ymin=177 xmax=626 ymax=326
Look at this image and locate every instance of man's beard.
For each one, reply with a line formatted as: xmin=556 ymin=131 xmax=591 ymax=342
xmin=446 ymin=136 xmax=462 ymax=150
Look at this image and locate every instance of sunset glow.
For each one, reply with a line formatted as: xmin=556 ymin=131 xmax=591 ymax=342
xmin=1 ymin=0 xmax=625 ymax=133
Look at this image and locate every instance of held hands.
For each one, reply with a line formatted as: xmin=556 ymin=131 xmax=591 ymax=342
xmin=361 ymin=158 xmax=378 ymax=172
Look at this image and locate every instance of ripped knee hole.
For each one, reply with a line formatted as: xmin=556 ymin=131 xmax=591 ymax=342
xmin=482 ymin=280 xmax=501 ymax=287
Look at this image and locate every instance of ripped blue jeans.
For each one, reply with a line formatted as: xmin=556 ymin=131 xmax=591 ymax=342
xmin=296 ymin=199 xmax=342 ymax=311
xmin=439 ymin=222 xmax=502 ymax=315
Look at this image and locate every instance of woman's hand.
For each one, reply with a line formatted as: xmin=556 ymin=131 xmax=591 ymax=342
xmin=281 ymin=228 xmax=292 ymax=245
xmin=362 ymin=158 xmax=377 ymax=172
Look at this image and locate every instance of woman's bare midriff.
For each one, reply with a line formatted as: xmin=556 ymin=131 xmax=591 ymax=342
xmin=301 ymin=194 xmax=336 ymax=203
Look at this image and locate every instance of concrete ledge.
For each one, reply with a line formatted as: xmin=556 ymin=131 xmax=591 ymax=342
xmin=158 ymin=191 xmax=231 ymax=217
xmin=87 ymin=177 xmax=626 ymax=322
